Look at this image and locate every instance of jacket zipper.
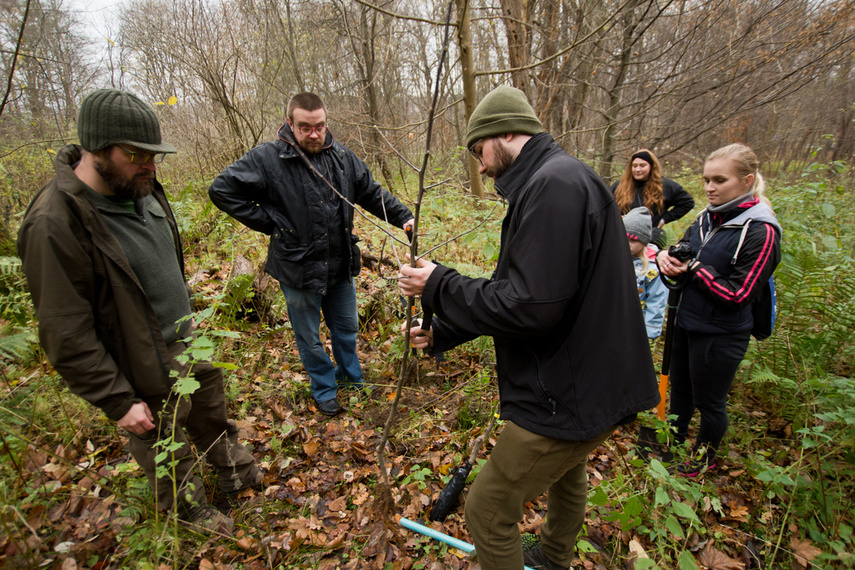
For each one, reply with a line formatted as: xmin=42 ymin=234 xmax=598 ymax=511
xmin=531 ymin=352 xmax=559 ymax=416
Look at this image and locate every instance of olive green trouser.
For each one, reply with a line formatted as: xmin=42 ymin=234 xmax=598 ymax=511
xmin=464 ymin=421 xmax=615 ymax=570
xmin=127 ymin=341 xmax=258 ymax=519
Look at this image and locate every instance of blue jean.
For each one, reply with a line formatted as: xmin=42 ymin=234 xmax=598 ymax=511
xmin=281 ymin=279 xmax=363 ymax=402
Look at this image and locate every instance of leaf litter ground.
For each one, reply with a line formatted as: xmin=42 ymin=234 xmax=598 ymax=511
xmin=0 ymin=262 xmax=826 ymax=569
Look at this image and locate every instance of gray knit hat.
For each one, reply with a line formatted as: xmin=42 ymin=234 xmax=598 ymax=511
xmin=624 ymin=206 xmax=652 ymax=244
xmin=78 ymin=89 xmax=177 ymax=154
xmin=466 ymin=86 xmax=543 ymax=148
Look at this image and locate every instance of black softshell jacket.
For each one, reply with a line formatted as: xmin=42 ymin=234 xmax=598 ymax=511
xmin=675 ymin=201 xmax=782 ymax=334
xmin=422 ymin=134 xmax=659 ymax=441
xmin=209 ymin=124 xmax=413 ymax=295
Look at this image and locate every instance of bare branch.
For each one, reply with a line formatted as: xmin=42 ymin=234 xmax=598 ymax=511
xmin=1 ymin=0 xmax=32 ymax=118
xmin=353 ymin=0 xmax=454 ymax=27
xmin=375 ymin=0 xmax=456 ymax=494
xmin=419 ymin=201 xmax=503 ymax=259
xmin=474 ymin=0 xmax=638 ymax=78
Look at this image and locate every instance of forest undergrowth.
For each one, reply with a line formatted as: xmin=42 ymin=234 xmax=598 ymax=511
xmin=0 ymin=153 xmax=853 ymax=569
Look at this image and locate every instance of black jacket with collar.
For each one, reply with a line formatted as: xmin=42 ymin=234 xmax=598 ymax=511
xmin=675 ymin=200 xmax=782 ymax=334
xmin=209 ymin=123 xmax=413 ymax=295
xmin=422 ymin=133 xmax=659 ymax=441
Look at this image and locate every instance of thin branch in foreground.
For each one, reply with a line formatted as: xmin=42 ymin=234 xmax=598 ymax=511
xmin=373 ymin=0 xmax=456 ymax=501
xmin=353 ymin=0 xmax=453 ymax=27
xmin=418 ymin=200 xmax=502 ymax=260
xmin=284 ymin=132 xmax=410 ymax=248
xmin=0 ymin=0 xmax=32 ymax=119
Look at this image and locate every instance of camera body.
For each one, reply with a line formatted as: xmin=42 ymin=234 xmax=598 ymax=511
xmin=668 ymin=242 xmax=696 ymax=263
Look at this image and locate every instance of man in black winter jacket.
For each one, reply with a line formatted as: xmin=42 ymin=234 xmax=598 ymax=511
xmin=400 ymin=86 xmax=658 ymax=570
xmin=209 ymin=92 xmax=413 ymax=417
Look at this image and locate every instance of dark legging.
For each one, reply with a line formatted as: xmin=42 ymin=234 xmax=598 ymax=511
xmin=668 ymin=325 xmax=751 ymax=451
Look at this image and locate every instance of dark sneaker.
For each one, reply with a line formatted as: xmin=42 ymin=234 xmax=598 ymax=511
xmin=316 ymin=398 xmax=343 ymax=416
xmin=224 ymin=468 xmax=264 ymax=504
xmin=656 ymin=447 xmax=675 ymax=464
xmin=523 ymin=544 xmax=570 ymax=570
xmin=677 ymin=454 xmax=718 ymax=477
xmin=182 ymin=506 xmax=234 ymax=535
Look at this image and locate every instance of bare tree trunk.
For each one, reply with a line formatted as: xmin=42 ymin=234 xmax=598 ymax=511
xmin=499 ymin=0 xmax=533 ymax=95
xmin=600 ymin=0 xmax=641 ymax=179
xmin=283 ymin=0 xmax=305 ymax=91
xmin=359 ymin=5 xmax=394 ymax=189
xmin=831 ymin=55 xmax=855 ymax=163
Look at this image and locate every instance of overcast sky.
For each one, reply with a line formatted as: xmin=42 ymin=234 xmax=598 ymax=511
xmin=68 ymin=0 xmax=123 ymax=44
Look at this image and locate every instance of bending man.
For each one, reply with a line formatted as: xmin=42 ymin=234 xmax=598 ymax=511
xmin=400 ymin=86 xmax=658 ymax=570
xmin=18 ymin=89 xmax=260 ymax=533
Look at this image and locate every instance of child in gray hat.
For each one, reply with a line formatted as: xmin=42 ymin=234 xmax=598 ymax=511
xmin=624 ymin=206 xmax=667 ymax=338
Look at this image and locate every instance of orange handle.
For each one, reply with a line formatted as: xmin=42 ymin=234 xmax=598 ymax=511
xmin=657 ymin=372 xmax=669 ymax=420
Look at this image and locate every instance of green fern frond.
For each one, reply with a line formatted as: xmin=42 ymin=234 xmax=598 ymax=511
xmin=0 ymin=256 xmax=22 ymax=277
xmin=0 ymin=329 xmax=36 ymax=362
xmin=760 ymin=241 xmax=855 ymax=377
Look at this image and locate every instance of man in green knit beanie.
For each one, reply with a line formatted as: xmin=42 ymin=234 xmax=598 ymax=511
xmin=399 ymin=85 xmax=658 ymax=569
xmin=18 ymin=89 xmax=261 ymax=534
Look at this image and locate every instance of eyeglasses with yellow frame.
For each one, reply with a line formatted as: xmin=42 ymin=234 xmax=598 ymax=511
xmin=116 ymin=145 xmax=167 ymax=164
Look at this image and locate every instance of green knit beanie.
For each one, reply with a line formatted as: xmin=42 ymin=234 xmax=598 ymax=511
xmin=77 ymin=89 xmax=177 ymax=154
xmin=466 ymin=85 xmax=543 ymax=148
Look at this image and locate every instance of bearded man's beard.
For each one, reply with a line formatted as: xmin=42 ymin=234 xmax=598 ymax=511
xmin=93 ymin=156 xmax=155 ymax=200
xmin=486 ymin=139 xmax=516 ymax=179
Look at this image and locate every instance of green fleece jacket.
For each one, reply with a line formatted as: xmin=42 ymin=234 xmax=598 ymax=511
xmin=17 ymin=145 xmax=187 ymax=422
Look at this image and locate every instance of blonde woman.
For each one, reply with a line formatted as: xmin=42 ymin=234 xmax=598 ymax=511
xmin=657 ymin=143 xmax=781 ymax=476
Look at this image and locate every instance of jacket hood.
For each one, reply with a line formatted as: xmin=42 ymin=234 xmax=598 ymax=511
xmin=701 ymin=200 xmax=782 ymax=237
xmin=54 ymin=144 xmax=84 ymax=188
xmin=727 ymin=201 xmax=782 ymax=235
xmin=276 ymin=121 xmax=334 ymax=155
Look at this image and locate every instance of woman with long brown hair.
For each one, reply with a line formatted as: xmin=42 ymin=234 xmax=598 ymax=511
xmin=611 ymin=149 xmax=695 ymax=247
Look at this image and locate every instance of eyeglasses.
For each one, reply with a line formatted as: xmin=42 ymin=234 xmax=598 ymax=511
xmin=116 ymin=145 xmax=167 ymax=164
xmin=295 ymin=125 xmax=327 ymax=136
xmin=468 ymin=138 xmax=485 ymax=164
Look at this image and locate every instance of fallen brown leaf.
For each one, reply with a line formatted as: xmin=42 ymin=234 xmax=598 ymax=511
xmin=791 ymin=538 xmax=823 ymax=568
xmin=697 ymin=541 xmax=744 ymax=569
xmin=728 ymin=505 xmax=749 ymax=522
xmin=303 ymin=439 xmax=320 ymax=459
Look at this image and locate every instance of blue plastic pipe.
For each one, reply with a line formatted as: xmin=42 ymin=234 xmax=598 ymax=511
xmin=399 ymin=517 xmax=536 ymax=570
